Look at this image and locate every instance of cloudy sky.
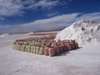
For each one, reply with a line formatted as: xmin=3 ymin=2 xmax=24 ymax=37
xmin=0 ymin=0 xmax=100 ymax=33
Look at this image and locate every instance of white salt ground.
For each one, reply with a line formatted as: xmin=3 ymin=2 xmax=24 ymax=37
xmin=0 ymin=34 xmax=100 ymax=75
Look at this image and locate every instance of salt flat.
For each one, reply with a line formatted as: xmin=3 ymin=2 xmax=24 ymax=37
xmin=0 ymin=34 xmax=100 ymax=75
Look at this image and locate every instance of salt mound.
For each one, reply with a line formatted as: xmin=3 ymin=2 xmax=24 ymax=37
xmin=55 ymin=20 xmax=100 ymax=46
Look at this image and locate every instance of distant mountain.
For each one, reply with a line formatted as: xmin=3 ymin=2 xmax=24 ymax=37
xmin=0 ymin=13 xmax=78 ymax=34
xmin=0 ymin=25 xmax=65 ymax=34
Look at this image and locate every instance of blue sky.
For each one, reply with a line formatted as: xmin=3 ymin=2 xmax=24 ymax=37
xmin=0 ymin=0 xmax=100 ymax=33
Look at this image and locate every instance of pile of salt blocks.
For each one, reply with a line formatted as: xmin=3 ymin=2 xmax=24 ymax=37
xmin=13 ymin=37 xmax=79 ymax=57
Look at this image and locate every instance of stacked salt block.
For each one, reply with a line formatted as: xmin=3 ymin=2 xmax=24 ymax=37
xmin=13 ymin=37 xmax=79 ymax=57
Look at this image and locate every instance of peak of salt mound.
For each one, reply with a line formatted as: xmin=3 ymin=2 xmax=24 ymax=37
xmin=55 ymin=20 xmax=100 ymax=47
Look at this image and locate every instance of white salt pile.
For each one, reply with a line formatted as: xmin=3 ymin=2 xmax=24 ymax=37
xmin=55 ymin=20 xmax=100 ymax=46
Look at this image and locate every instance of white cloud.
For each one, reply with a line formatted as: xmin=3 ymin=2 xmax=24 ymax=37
xmin=1 ymin=12 xmax=100 ymax=33
xmin=75 ymin=12 xmax=100 ymax=23
xmin=0 ymin=17 xmax=5 ymax=21
xmin=0 ymin=0 xmax=59 ymax=17
xmin=0 ymin=0 xmax=24 ymax=16
xmin=80 ymin=12 xmax=100 ymax=21
xmin=0 ymin=13 xmax=79 ymax=33
xmin=34 ymin=0 xmax=58 ymax=9
xmin=31 ymin=13 xmax=79 ymax=26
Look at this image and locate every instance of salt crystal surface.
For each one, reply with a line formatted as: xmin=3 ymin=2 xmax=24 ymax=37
xmin=55 ymin=20 xmax=100 ymax=46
